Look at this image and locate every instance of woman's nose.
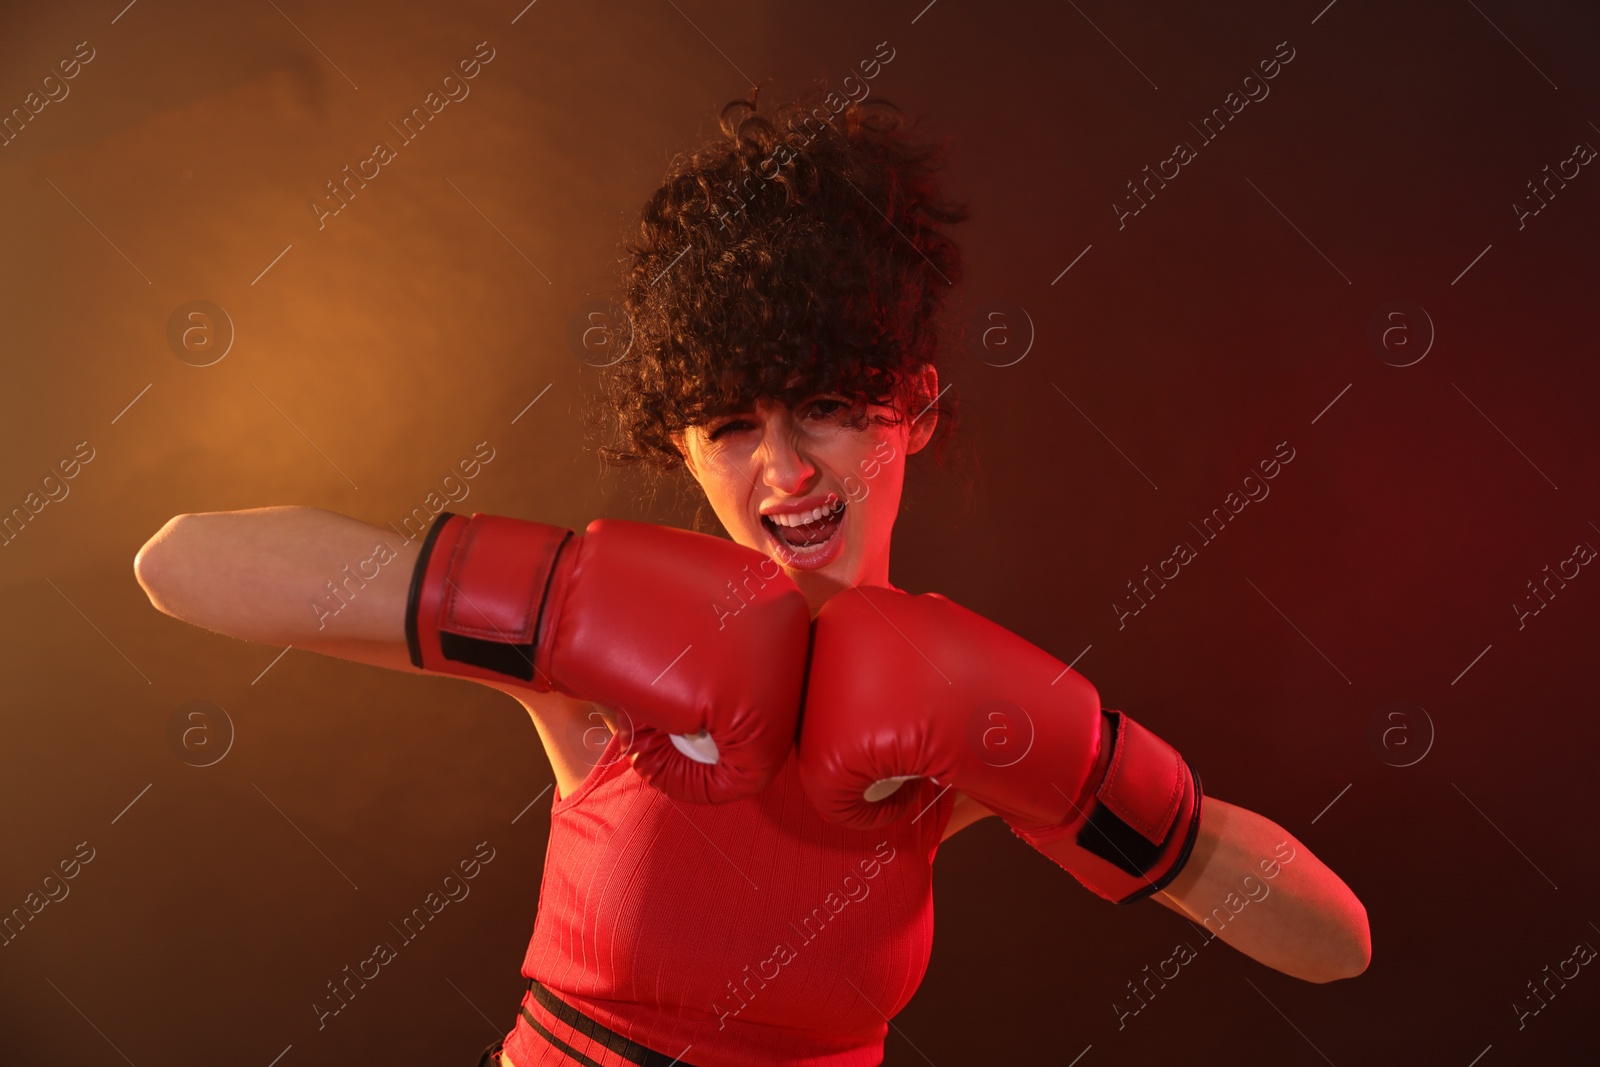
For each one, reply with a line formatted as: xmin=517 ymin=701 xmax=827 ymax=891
xmin=755 ymin=411 xmax=815 ymax=493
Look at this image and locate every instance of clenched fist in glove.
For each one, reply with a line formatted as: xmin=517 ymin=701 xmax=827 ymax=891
xmin=796 ymin=585 xmax=1202 ymax=903
xmin=406 ymin=511 xmax=810 ymax=804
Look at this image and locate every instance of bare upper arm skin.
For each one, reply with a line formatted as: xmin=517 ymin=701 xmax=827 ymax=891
xmin=1148 ymin=797 xmax=1371 ymax=982
xmin=941 ymin=792 xmax=998 ymax=843
xmin=134 ymin=506 xmax=420 ymax=645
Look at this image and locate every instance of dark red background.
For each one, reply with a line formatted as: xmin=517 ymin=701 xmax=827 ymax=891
xmin=2 ymin=0 xmax=1596 ymax=1063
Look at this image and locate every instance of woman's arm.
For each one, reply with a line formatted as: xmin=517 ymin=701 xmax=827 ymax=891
xmin=135 ymin=506 xmax=559 ymax=702
xmin=134 ymin=506 xmax=418 ymax=644
xmin=134 ymin=507 xmax=606 ymax=783
xmin=940 ymin=791 xmax=1369 ymax=982
xmin=133 ymin=506 xmax=535 ymax=680
xmin=1152 ymin=796 xmax=1370 ymax=983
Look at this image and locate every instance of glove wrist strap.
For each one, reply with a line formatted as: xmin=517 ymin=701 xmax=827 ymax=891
xmin=1013 ymin=709 xmax=1204 ymax=904
xmin=405 ymin=511 xmax=573 ymax=688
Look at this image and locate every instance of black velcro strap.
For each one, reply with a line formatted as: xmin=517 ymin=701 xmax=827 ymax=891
xmin=440 ymin=630 xmax=540 ymax=681
xmin=524 ymin=978 xmax=703 ymax=1067
xmin=404 ymin=511 xmax=458 ymax=668
xmin=1077 ymin=794 xmax=1166 ymax=877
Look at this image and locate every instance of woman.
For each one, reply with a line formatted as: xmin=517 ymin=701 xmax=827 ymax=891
xmin=133 ymin=90 xmax=1369 ymax=1066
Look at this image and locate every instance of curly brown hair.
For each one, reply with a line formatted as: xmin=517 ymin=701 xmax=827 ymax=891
xmin=589 ymin=85 xmax=969 ymax=505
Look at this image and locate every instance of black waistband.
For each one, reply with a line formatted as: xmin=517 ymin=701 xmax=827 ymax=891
xmin=521 ymin=977 xmax=703 ymax=1067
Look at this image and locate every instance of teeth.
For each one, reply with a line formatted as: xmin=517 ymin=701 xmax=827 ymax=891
xmin=767 ymin=502 xmax=842 ymax=527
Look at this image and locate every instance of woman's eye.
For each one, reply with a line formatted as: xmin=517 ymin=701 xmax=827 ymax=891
xmin=708 ymin=419 xmax=754 ymax=441
xmin=809 ymin=398 xmax=850 ymax=418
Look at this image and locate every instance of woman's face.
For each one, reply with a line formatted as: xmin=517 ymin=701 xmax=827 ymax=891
xmin=672 ymin=364 xmax=938 ymax=613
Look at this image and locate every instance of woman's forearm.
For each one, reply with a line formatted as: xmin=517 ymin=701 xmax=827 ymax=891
xmin=134 ymin=506 xmax=419 ymax=644
xmin=1153 ymin=797 xmax=1370 ymax=983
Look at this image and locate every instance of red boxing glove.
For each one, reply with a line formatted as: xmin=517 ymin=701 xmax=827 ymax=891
xmin=796 ymin=586 xmax=1202 ymax=903
xmin=406 ymin=512 xmax=810 ymax=804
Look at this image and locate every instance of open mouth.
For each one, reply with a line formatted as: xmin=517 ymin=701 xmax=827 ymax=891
xmin=760 ymin=498 xmax=846 ymax=565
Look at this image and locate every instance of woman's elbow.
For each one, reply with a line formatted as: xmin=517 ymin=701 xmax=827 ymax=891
xmin=136 ymin=513 xmax=219 ymax=627
xmin=1338 ymin=904 xmax=1373 ymax=980
xmin=134 ymin=514 xmax=189 ymax=615
xmin=1308 ymin=901 xmax=1372 ymax=983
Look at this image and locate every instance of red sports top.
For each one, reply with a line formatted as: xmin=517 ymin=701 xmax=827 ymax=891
xmin=499 ymin=729 xmax=957 ymax=1066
